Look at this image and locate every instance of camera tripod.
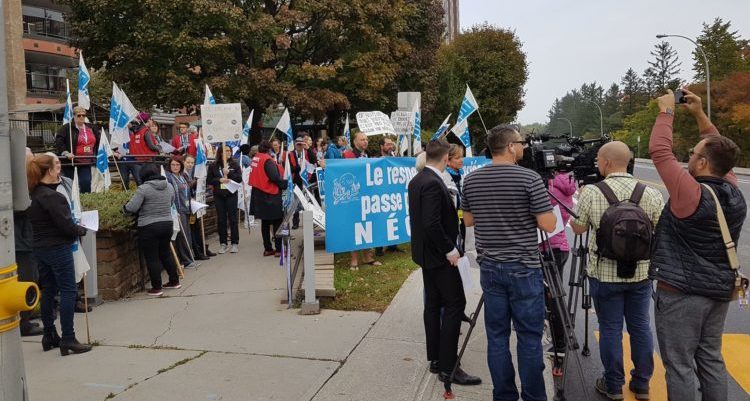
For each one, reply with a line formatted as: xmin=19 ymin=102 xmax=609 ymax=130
xmin=566 ymin=230 xmax=593 ymax=357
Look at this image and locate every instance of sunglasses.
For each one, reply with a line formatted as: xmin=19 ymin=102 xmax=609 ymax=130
xmin=76 ymin=114 xmax=86 ymax=117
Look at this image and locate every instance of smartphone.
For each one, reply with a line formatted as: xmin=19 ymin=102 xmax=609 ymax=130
xmin=675 ymin=89 xmax=688 ymax=104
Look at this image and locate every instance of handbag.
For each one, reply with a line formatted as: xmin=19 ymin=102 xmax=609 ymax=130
xmin=702 ymin=184 xmax=748 ymax=302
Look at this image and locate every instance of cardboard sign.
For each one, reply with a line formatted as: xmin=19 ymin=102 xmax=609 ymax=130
xmin=356 ymin=111 xmax=396 ymax=136
xmin=390 ymin=111 xmax=414 ymax=137
xmin=201 ymin=103 xmax=243 ymax=143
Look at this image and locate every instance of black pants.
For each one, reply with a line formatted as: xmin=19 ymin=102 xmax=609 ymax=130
xmin=422 ymin=265 xmax=467 ymax=373
xmin=261 ymin=219 xmax=283 ymax=252
xmin=190 ymin=216 xmax=206 ymax=257
xmin=546 ymin=249 xmax=569 ymax=351
xmin=138 ymin=221 xmax=179 ymax=290
xmin=173 ymin=213 xmax=193 ymax=265
xmin=215 ymin=194 xmax=239 ymax=245
xmin=16 ymin=251 xmax=38 ymax=323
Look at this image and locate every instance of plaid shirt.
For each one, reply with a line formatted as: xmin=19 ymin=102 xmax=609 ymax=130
xmin=572 ymin=173 xmax=665 ymax=283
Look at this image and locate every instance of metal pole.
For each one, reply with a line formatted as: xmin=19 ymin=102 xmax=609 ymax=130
xmin=585 ymin=99 xmax=603 ymax=136
xmin=300 ymin=210 xmax=319 ymax=314
xmin=557 ymin=117 xmax=573 ymax=137
xmin=656 ymin=34 xmax=711 ymax=120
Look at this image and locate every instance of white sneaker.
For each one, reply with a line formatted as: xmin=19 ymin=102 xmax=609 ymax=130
xmin=184 ymin=261 xmax=201 ymax=269
xmin=230 ymin=244 xmax=239 ymax=253
xmin=218 ymin=244 xmax=228 ymax=254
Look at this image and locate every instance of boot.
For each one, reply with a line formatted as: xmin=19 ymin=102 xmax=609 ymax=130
xmin=59 ymin=337 xmax=93 ymax=356
xmin=42 ymin=331 xmax=61 ymax=351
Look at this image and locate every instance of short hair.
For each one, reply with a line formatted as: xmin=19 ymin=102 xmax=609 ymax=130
xmin=178 ymin=122 xmax=189 ymax=127
xmin=271 ymin=138 xmax=280 ymax=144
xmin=73 ymin=106 xmax=86 ymax=115
xmin=239 ymin=144 xmax=251 ymax=155
xmin=425 ymin=139 xmax=450 ymax=163
xmin=258 ymin=140 xmax=272 ymax=153
xmin=168 ymin=156 xmax=184 ymax=173
xmin=381 ymin=137 xmax=394 ymax=146
xmin=703 ymin=136 xmax=740 ymax=176
xmin=448 ymin=143 xmax=463 ymax=159
xmin=353 ymin=131 xmax=367 ymax=141
xmin=486 ymin=124 xmax=521 ymax=156
xmin=139 ymin=163 xmax=161 ymax=181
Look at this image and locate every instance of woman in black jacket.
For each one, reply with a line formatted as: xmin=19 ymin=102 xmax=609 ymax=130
xmin=249 ymin=140 xmax=288 ymax=256
xmin=27 ymin=153 xmax=92 ymax=355
xmin=207 ymin=144 xmax=242 ymax=253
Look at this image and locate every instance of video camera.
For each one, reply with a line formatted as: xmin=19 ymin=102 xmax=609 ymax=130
xmin=518 ymin=133 xmax=611 ymax=185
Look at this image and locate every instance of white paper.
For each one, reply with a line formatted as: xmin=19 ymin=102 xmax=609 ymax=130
xmin=537 ymin=205 xmax=565 ymax=244
xmin=159 ymin=141 xmax=176 ymax=153
xmin=355 ymin=111 xmax=396 ymax=136
xmin=223 ymin=179 xmax=243 ymax=194
xmin=457 ymin=256 xmax=474 ymax=291
xmin=79 ymin=210 xmax=99 ymax=232
xmin=190 ymin=199 xmax=208 ymax=215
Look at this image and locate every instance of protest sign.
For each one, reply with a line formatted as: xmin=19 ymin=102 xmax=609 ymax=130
xmin=315 ymin=167 xmax=325 ymax=202
xmin=324 ymin=157 xmax=417 ymax=253
xmin=390 ymin=111 xmax=414 ymax=136
xmin=201 ymin=103 xmax=243 ymax=143
xmin=355 ymin=111 xmax=396 ymax=136
xmin=461 ymin=156 xmax=491 ymax=177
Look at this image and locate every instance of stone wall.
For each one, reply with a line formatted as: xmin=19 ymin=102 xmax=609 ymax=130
xmin=96 ymin=230 xmax=144 ymax=300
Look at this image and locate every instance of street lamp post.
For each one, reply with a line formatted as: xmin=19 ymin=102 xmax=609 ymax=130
xmin=557 ymin=117 xmax=573 ymax=137
xmin=656 ymin=34 xmax=711 ymax=121
xmin=584 ymin=99 xmax=604 ymax=136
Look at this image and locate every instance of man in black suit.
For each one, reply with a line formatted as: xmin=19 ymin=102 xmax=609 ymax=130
xmin=408 ymin=139 xmax=481 ymax=385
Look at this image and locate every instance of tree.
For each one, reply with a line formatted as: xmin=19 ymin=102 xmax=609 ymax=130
xmin=433 ymin=24 xmax=528 ymax=150
xmin=620 ymin=68 xmax=648 ymax=116
xmin=60 ymin=0 xmax=443 ymax=143
xmin=694 ymin=18 xmax=750 ymax=81
xmin=644 ymin=41 xmax=682 ymax=94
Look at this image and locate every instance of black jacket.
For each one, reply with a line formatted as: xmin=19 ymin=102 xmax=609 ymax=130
xmin=408 ymin=168 xmax=460 ymax=269
xmin=207 ymin=159 xmax=242 ymax=198
xmin=28 ymin=182 xmax=87 ymax=249
xmin=650 ymin=177 xmax=747 ymax=301
xmin=55 ymin=122 xmax=101 ymax=164
xmin=288 ymin=149 xmax=317 ymax=187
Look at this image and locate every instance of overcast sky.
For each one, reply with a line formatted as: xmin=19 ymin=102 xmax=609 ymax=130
xmin=460 ymin=0 xmax=750 ymax=125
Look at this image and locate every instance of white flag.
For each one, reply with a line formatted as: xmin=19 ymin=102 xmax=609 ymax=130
xmin=109 ymin=82 xmax=138 ymax=147
xmin=204 ymin=84 xmax=216 ymax=105
xmin=78 ymin=52 xmax=91 ymax=110
xmin=275 ymin=108 xmax=293 ymax=151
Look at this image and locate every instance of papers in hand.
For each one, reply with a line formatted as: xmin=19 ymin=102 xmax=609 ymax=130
xmin=79 ymin=210 xmax=99 ymax=232
xmin=537 ymin=205 xmax=565 ymax=244
xmin=223 ymin=180 xmax=243 ymax=194
xmin=159 ymin=141 xmax=176 ymax=153
xmin=190 ymin=200 xmax=208 ymax=215
xmin=457 ymin=256 xmax=474 ymax=291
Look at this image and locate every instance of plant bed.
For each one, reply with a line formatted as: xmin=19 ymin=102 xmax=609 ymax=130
xmin=321 ymin=245 xmax=418 ymax=313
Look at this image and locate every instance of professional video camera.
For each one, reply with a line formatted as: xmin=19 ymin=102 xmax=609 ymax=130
xmin=518 ymin=133 xmax=611 ymax=185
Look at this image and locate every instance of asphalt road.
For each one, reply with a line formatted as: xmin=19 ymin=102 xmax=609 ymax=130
xmin=556 ymin=161 xmax=750 ymax=401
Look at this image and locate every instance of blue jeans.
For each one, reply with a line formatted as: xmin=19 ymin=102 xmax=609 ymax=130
xmin=480 ymin=260 xmax=547 ymax=401
xmin=589 ymin=278 xmax=654 ymax=393
xmin=63 ymin=165 xmax=92 ymax=193
xmin=36 ymin=245 xmax=77 ymax=340
xmin=119 ymin=162 xmax=142 ymax=189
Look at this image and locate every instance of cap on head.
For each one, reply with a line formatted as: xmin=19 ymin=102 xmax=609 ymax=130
xmin=138 ymin=112 xmax=151 ymax=122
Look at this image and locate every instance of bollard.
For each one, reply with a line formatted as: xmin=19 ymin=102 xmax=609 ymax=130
xmin=300 ymin=210 xmax=320 ymax=315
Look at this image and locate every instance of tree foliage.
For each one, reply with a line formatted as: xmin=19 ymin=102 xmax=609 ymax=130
xmin=644 ymin=41 xmax=682 ymax=95
xmin=694 ymin=17 xmax=750 ymax=81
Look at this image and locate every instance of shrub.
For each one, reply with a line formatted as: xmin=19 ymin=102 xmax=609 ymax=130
xmin=80 ymin=191 xmax=136 ymax=233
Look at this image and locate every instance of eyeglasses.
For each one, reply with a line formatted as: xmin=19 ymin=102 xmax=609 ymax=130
xmin=688 ymin=148 xmax=705 ymax=159
xmin=75 ymin=114 xmax=86 ymax=117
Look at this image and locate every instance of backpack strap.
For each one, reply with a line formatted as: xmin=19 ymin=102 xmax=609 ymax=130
xmin=594 ymin=182 xmax=619 ymax=206
xmin=629 ymin=182 xmax=646 ymax=205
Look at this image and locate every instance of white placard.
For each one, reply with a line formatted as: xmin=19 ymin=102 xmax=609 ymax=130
xmin=201 ymin=103 xmax=243 ymax=143
xmin=190 ymin=199 xmax=208 ymax=215
xmin=537 ymin=205 xmax=565 ymax=243
xmin=390 ymin=110 xmax=414 ymax=136
xmin=223 ymin=179 xmax=243 ymax=194
xmin=457 ymin=256 xmax=474 ymax=291
xmin=355 ymin=111 xmax=396 ymax=136
xmin=79 ymin=210 xmax=99 ymax=232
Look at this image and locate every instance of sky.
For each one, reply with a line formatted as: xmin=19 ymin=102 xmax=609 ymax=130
xmin=460 ymin=0 xmax=750 ymax=125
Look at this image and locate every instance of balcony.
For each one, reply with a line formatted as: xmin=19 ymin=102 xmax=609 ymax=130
xmin=22 ymin=5 xmax=71 ymax=42
xmin=26 ymin=63 xmax=71 ymax=98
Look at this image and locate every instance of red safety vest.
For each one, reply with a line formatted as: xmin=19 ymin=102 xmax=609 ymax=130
xmin=249 ymin=153 xmax=284 ymax=195
xmin=129 ymin=127 xmax=158 ymax=161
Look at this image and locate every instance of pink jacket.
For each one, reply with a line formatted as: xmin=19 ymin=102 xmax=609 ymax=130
xmin=546 ymin=172 xmax=577 ymax=251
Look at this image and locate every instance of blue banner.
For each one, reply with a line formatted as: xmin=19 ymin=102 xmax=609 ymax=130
xmin=324 ymin=158 xmax=417 ymax=253
xmin=461 ymin=156 xmax=491 ymax=177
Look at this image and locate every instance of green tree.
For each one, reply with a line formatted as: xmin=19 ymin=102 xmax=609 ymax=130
xmin=644 ymin=41 xmax=682 ymax=94
xmin=433 ymin=24 xmax=528 ymax=151
xmin=620 ymin=68 xmax=648 ymax=117
xmin=694 ymin=18 xmax=750 ymax=81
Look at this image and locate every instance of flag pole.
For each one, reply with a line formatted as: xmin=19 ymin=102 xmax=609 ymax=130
xmin=82 ymin=272 xmax=91 ymax=343
xmin=170 ymin=243 xmax=184 ymax=279
xmin=475 ymin=110 xmax=490 ymax=135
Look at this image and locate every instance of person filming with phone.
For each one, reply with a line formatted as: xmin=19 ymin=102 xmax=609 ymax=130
xmin=649 ymin=88 xmax=747 ymax=401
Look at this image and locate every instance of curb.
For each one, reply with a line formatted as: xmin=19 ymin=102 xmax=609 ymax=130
xmin=635 ymin=158 xmax=750 ymax=177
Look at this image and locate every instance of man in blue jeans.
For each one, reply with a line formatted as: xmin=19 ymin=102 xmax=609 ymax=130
xmin=571 ymin=141 xmax=664 ymax=400
xmin=462 ymin=125 xmax=557 ymax=401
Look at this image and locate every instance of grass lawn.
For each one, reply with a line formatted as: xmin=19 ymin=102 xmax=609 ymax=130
xmin=320 ymin=245 xmax=419 ymax=313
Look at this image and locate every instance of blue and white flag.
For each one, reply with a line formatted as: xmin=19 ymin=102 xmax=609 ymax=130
xmin=276 ymin=108 xmax=293 ymax=151
xmin=431 ymin=114 xmax=452 ymax=141
xmin=204 ymin=84 xmax=216 ymax=105
xmin=109 ymin=82 xmax=138 ymax=147
xmin=194 ymin=138 xmax=208 ymax=179
xmin=70 ymin=169 xmax=90 ymax=282
xmin=242 ymin=109 xmax=254 ymax=144
xmin=95 ymin=129 xmax=112 ymax=191
xmin=78 ymin=52 xmax=90 ymax=110
xmin=457 ymin=85 xmax=478 ymax=124
xmin=412 ymin=99 xmax=422 ymax=153
xmin=63 ymin=79 xmax=73 ymax=125
xmin=343 ymin=113 xmax=351 ymax=146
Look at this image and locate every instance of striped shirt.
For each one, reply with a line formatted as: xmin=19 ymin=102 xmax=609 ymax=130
xmin=461 ymin=164 xmax=552 ymax=268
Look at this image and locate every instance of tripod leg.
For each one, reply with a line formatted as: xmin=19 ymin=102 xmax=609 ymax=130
xmin=582 ymin=274 xmax=591 ymax=357
xmin=445 ymin=295 xmax=484 ymax=400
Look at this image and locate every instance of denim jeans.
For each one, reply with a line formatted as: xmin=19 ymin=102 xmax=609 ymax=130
xmin=62 ymin=165 xmax=92 ymax=193
xmin=589 ymin=278 xmax=654 ymax=393
xmin=119 ymin=162 xmax=142 ymax=190
xmin=36 ymin=245 xmax=77 ymax=340
xmin=480 ymin=260 xmax=547 ymax=401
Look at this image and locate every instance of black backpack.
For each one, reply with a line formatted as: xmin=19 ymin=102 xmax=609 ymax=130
xmin=594 ymin=182 xmax=653 ymax=278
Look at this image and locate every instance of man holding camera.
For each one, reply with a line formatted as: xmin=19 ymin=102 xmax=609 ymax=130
xmin=409 ymin=139 xmax=481 ymax=386
xmin=649 ymin=89 xmax=746 ymax=401
xmin=461 ymin=125 xmax=556 ymax=401
xmin=571 ymin=141 xmax=664 ymax=400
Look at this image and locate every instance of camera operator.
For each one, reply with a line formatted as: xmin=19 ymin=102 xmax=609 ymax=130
xmin=570 ymin=141 xmax=664 ymax=400
xmin=461 ymin=125 xmax=556 ymax=401
xmin=649 ymin=89 xmax=746 ymax=401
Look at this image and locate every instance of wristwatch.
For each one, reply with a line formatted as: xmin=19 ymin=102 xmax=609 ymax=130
xmin=663 ymin=108 xmax=674 ymax=116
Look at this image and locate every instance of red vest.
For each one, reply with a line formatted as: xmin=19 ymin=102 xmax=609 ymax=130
xmin=129 ymin=127 xmax=158 ymax=161
xmin=249 ymin=153 xmax=284 ymax=195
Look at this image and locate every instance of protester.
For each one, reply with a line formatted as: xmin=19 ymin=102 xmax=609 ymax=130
xmin=55 ymin=106 xmax=101 ymax=193
xmin=171 ymin=122 xmax=198 ymax=157
xmin=124 ymin=164 xmax=181 ymax=295
xmin=208 ymin=144 xmax=242 ymax=253
xmin=461 ymin=125 xmax=557 ymax=401
xmin=342 ymin=131 xmax=381 ymax=269
xmin=184 ymin=155 xmax=213 ymax=260
xmin=570 ymin=141 xmax=664 ymax=400
xmin=166 ymin=156 xmax=198 ymax=269
xmin=446 ymin=144 xmax=465 ymax=236
xmin=27 ymin=153 xmax=92 ymax=355
xmin=129 ymin=113 xmax=160 ymax=165
xmin=288 ymin=136 xmax=318 ymax=229
xmin=271 ymin=138 xmax=286 ymax=164
xmin=319 ymin=137 xmax=341 ymax=159
xmin=249 ymin=140 xmax=288 ymax=256
xmin=648 ymin=89 xmax=747 ymax=401
xmin=375 ymin=137 xmax=402 ymax=256
xmin=408 ymin=139 xmax=481 ymax=385
xmin=336 ymin=136 xmax=350 ymax=153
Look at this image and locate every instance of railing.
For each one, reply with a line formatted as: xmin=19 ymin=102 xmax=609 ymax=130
xmin=22 ymin=10 xmax=71 ymax=41
xmin=26 ymin=71 xmax=67 ymax=96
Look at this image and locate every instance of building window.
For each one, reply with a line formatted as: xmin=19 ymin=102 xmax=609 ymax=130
xmin=22 ymin=6 xmax=71 ymax=41
xmin=26 ymin=63 xmax=69 ymax=96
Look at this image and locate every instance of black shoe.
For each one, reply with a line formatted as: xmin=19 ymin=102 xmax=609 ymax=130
xmin=629 ymin=381 xmax=650 ymax=400
xmin=60 ymin=338 xmax=93 ymax=356
xmin=429 ymin=360 xmax=439 ymax=374
xmin=75 ymin=301 xmax=92 ymax=313
xmin=438 ymin=367 xmax=481 ymax=386
xmin=195 ymin=254 xmax=210 ymax=261
xmin=42 ymin=332 xmax=61 ymax=351
xmin=595 ymin=377 xmax=624 ymax=400
xmin=206 ymin=249 xmax=217 ymax=257
xmin=21 ymin=324 xmax=43 ymax=337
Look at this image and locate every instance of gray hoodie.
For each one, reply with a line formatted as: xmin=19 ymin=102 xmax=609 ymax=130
xmin=124 ymin=177 xmax=175 ymax=227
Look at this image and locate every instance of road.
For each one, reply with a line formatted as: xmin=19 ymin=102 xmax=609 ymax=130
xmin=558 ymin=161 xmax=750 ymax=401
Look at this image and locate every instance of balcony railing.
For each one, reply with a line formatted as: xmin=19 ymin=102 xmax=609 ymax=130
xmin=26 ymin=68 xmax=69 ymax=96
xmin=22 ymin=11 xmax=71 ymax=41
